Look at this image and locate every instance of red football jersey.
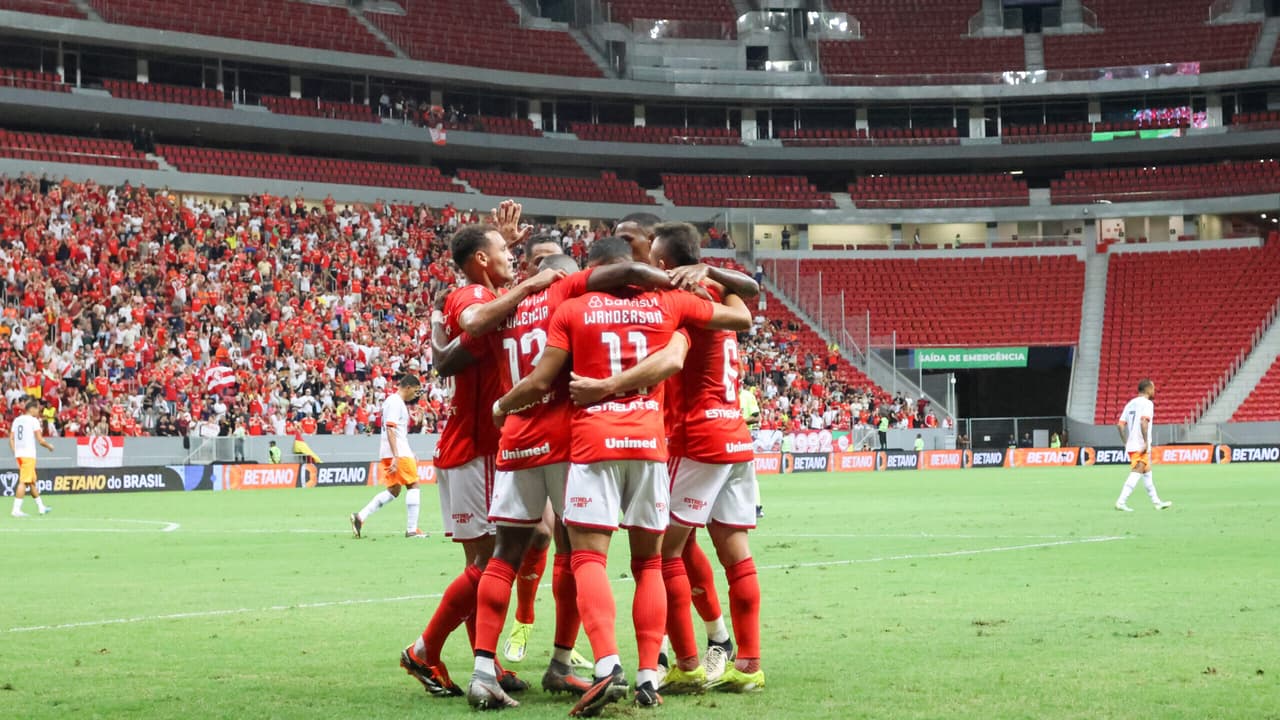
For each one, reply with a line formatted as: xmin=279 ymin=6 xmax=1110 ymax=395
xmin=677 ymin=321 xmax=753 ymax=464
xmin=547 ymin=289 xmax=714 ymax=464
xmin=434 ymin=284 xmax=502 ymax=469
xmin=496 ymin=270 xmax=591 ymax=471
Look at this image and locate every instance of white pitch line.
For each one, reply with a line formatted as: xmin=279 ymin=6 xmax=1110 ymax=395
xmin=1 ymin=535 xmax=1125 ymax=635
xmin=755 ymin=532 xmax=1071 ymax=540
xmin=0 ymin=518 xmax=181 ymax=533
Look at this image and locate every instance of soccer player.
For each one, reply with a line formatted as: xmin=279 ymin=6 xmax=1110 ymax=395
xmin=573 ymin=223 xmax=766 ymax=693
xmin=1115 ymin=379 xmax=1173 ymax=512
xmin=613 ymin=212 xmax=661 ymax=265
xmin=495 ymin=236 xmax=752 ymax=715
xmin=399 ymin=219 xmax=563 ymax=698
xmin=466 ymin=247 xmax=677 ymax=709
xmin=350 ymin=374 xmax=428 ymax=538
xmin=10 ymin=398 xmax=54 ymax=517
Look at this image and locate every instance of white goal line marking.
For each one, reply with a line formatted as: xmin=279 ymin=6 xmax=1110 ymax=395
xmin=2 ymin=535 xmax=1125 ymax=635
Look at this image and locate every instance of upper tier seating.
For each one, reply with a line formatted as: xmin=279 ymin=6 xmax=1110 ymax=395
xmin=0 ymin=66 xmax=70 ymax=92
xmin=779 ymin=127 xmax=958 ymax=146
xmin=571 ymin=123 xmax=741 ymax=145
xmin=606 ymin=0 xmax=738 ymax=37
xmin=262 ymin=96 xmax=377 ymax=123
xmin=457 ymin=169 xmax=654 ymax=205
xmin=0 ymin=128 xmax=156 ymax=169
xmin=1232 ymin=357 xmax=1280 ymax=422
xmin=103 ymin=79 xmax=231 ymax=108
xmin=1051 ymin=160 xmax=1280 ymax=204
xmin=1042 ymin=0 xmax=1259 ymax=71
xmin=849 ymin=173 xmax=1029 ymax=208
xmin=367 ymin=0 xmax=601 ymax=77
xmin=1232 ymin=111 xmax=1280 ymax=131
xmin=1095 ymin=243 xmax=1280 ymax=424
xmin=158 ymin=145 xmax=463 ymax=193
xmin=1004 ymin=118 xmax=1190 ymax=142
xmin=0 ymin=0 xmax=83 ymax=18
xmin=820 ymin=1 xmax=1024 ymax=82
xmin=663 ymin=174 xmax=836 ymax=209
xmin=471 ymin=116 xmax=543 ymax=137
xmin=778 ymin=256 xmax=1084 ymax=348
xmin=89 ymin=0 xmax=392 ymax=56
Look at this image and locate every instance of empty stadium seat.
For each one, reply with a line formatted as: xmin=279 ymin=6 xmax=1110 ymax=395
xmin=778 ymin=127 xmax=958 ymax=147
xmin=0 ymin=66 xmax=70 ymax=93
xmin=366 ymin=0 xmax=601 ymax=77
xmin=662 ymin=174 xmax=835 ymax=209
xmin=1232 ymin=357 xmax=1280 ymax=422
xmin=89 ymin=0 xmax=392 ymax=56
xmin=0 ymin=128 xmax=157 ymax=169
xmin=769 ymin=255 xmax=1084 ymax=348
xmin=103 ymin=79 xmax=231 ymax=108
xmin=1095 ymin=243 xmax=1280 ymax=424
xmin=262 ymin=96 xmax=377 ymax=123
xmin=1042 ymin=0 xmax=1259 ymax=71
xmin=157 ymin=145 xmax=464 ymax=193
xmin=457 ymin=169 xmax=653 ymax=205
xmin=849 ymin=173 xmax=1029 ymax=208
xmin=819 ymin=1 xmax=1024 ymax=82
xmin=571 ymin=123 xmax=741 ymax=145
xmin=0 ymin=0 xmax=84 ymax=18
xmin=1051 ymin=160 xmax=1280 ymax=204
xmin=607 ymin=0 xmax=738 ymax=37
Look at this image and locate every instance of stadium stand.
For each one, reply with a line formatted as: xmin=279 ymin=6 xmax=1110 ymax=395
xmin=261 ymin=96 xmax=377 ymax=123
xmin=849 ymin=173 xmax=1030 ymax=208
xmin=0 ymin=0 xmax=83 ymax=17
xmin=456 ymin=169 xmax=654 ymax=205
xmin=570 ymin=122 xmax=741 ymax=145
xmin=779 ymin=127 xmax=958 ymax=146
xmin=470 ymin=116 xmax=543 ymax=137
xmin=157 ymin=145 xmax=464 ymax=193
xmin=819 ymin=1 xmax=1024 ymax=82
xmin=1096 ymin=243 xmax=1280 ymax=424
xmin=88 ymin=0 xmax=392 ymax=56
xmin=663 ymin=174 xmax=836 ymax=208
xmin=366 ymin=0 xmax=602 ymax=77
xmin=776 ymin=256 xmax=1084 ymax=348
xmin=1004 ymin=118 xmax=1190 ymax=142
xmin=1051 ymin=160 xmax=1280 ymax=204
xmin=1232 ymin=358 xmax=1280 ymax=422
xmin=1041 ymin=1 xmax=1260 ymax=71
xmin=102 ymin=79 xmax=232 ymax=109
xmin=0 ymin=66 xmax=69 ymax=92
xmin=605 ymin=0 xmax=738 ymax=26
xmin=1231 ymin=111 xmax=1280 ymax=131
xmin=0 ymin=129 xmax=156 ymax=169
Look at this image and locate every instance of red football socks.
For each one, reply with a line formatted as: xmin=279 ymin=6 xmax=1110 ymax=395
xmin=570 ymin=550 xmax=617 ymax=661
xmin=419 ymin=563 xmax=482 ymax=665
xmin=661 ymin=556 xmax=700 ymax=669
xmin=683 ymin=537 xmax=722 ymax=622
xmin=473 ymin=557 xmax=517 ymax=656
xmin=725 ymin=557 xmax=761 ymax=661
xmin=514 ymin=543 xmax=548 ymax=625
xmin=552 ymin=552 xmax=581 ymax=650
xmin=631 ymin=555 xmax=666 ymax=671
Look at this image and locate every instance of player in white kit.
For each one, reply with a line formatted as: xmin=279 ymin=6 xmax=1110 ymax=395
xmin=1115 ymin=379 xmax=1173 ymax=512
xmin=10 ymin=398 xmax=54 ymax=517
xmin=350 ymin=374 xmax=428 ymax=537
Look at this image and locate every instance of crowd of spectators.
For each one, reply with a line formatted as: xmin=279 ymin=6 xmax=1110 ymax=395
xmin=0 ymin=173 xmax=912 ymax=443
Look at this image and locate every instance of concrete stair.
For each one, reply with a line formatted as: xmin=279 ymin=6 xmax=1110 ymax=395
xmin=68 ymin=0 xmax=101 ymax=21
xmin=1066 ymin=251 xmax=1108 ymax=423
xmin=1196 ymin=300 xmax=1280 ymax=424
xmin=1249 ymin=17 xmax=1280 ymax=68
xmin=350 ymin=6 xmax=408 ymax=59
xmin=1023 ymin=32 xmax=1044 ymax=72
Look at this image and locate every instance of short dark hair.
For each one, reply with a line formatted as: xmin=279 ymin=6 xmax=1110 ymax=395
xmin=24 ymin=397 xmax=41 ymax=411
xmin=397 ymin=373 xmax=421 ymax=388
xmin=1138 ymin=378 xmax=1154 ymax=394
xmin=525 ymin=233 xmax=561 ymax=258
xmin=653 ymin=222 xmax=701 ymax=267
xmin=616 ymin=212 xmax=662 ymax=232
xmin=588 ymin=236 xmax=633 ymax=265
xmin=539 ymin=254 xmax=580 ymax=274
xmin=451 ymin=224 xmax=495 ymax=267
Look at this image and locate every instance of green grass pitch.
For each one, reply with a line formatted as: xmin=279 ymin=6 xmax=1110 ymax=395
xmin=1 ymin=464 xmax=1277 ymax=719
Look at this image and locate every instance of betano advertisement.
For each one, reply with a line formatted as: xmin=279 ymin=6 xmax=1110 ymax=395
xmin=1 ymin=444 xmax=1273 ymax=496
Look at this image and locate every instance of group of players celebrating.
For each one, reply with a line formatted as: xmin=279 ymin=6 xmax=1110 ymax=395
xmin=352 ymin=203 xmax=765 ymax=715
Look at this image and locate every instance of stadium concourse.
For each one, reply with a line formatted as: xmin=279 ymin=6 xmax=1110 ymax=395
xmin=0 ymin=176 xmax=930 ymax=441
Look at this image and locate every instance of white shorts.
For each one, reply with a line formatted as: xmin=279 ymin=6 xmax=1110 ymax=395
xmin=668 ymin=457 xmax=757 ymax=530
xmin=564 ymin=460 xmax=669 ymax=534
xmin=490 ymin=462 xmax=568 ymax=526
xmin=437 ymin=455 xmax=497 ymax=542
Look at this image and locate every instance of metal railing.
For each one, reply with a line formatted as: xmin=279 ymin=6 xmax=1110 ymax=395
xmin=959 ymin=417 xmax=1067 ymax=449
xmin=825 ymin=59 xmax=1234 ymax=87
